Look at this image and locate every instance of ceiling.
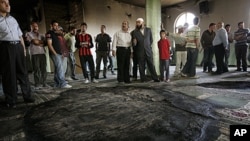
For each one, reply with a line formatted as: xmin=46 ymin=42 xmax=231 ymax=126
xmin=115 ymin=0 xmax=188 ymax=7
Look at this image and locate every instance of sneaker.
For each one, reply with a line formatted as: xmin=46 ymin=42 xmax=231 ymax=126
xmin=189 ymin=75 xmax=200 ymax=79
xmin=84 ymin=79 xmax=90 ymax=83
xmin=165 ymin=79 xmax=170 ymax=83
xmin=92 ymin=79 xmax=99 ymax=83
xmin=65 ymin=77 xmax=73 ymax=81
xmin=61 ymin=84 xmax=72 ymax=88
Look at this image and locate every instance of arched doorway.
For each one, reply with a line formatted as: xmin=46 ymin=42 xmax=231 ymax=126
xmin=174 ymin=12 xmax=195 ymax=33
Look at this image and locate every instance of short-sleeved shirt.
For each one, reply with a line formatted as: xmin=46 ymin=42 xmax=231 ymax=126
xmin=95 ymin=33 xmax=111 ymax=51
xmin=46 ymin=30 xmax=62 ymax=55
xmin=75 ymin=33 xmax=94 ymax=56
xmin=0 ymin=14 xmax=22 ymax=41
xmin=158 ymin=38 xmax=171 ymax=60
xmin=186 ymin=25 xmax=200 ymax=48
xmin=64 ymin=33 xmax=76 ymax=52
xmin=26 ymin=31 xmax=45 ymax=55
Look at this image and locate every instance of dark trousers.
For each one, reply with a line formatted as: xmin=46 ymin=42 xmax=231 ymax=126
xmin=1 ymin=42 xmax=32 ymax=105
xmin=160 ymin=59 xmax=170 ymax=81
xmin=32 ymin=54 xmax=47 ymax=86
xmin=224 ymin=48 xmax=230 ymax=69
xmin=203 ymin=47 xmax=214 ymax=72
xmin=138 ymin=54 xmax=158 ymax=81
xmin=108 ymin=55 xmax=115 ymax=73
xmin=132 ymin=51 xmax=138 ymax=79
xmin=214 ymin=44 xmax=226 ymax=73
xmin=79 ymin=55 xmax=95 ymax=80
xmin=95 ymin=51 xmax=108 ymax=77
xmin=235 ymin=45 xmax=248 ymax=71
xmin=116 ymin=47 xmax=131 ymax=83
xmin=182 ymin=48 xmax=198 ymax=77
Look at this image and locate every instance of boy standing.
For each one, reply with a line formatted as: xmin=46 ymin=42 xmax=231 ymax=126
xmin=158 ymin=30 xmax=171 ymax=82
xmin=75 ymin=22 xmax=98 ymax=83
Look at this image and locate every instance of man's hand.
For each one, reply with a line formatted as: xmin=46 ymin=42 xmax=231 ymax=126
xmin=112 ymin=50 xmax=116 ymax=56
xmin=132 ymin=38 xmax=137 ymax=46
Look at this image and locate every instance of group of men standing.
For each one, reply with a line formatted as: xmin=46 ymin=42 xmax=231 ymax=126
xmin=200 ymin=21 xmax=250 ymax=75
xmin=112 ymin=18 xmax=160 ymax=84
xmin=1 ymin=0 xmax=249 ymax=108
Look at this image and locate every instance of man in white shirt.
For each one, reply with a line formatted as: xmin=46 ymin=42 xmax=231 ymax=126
xmin=212 ymin=22 xmax=228 ymax=74
xmin=112 ymin=21 xmax=132 ymax=84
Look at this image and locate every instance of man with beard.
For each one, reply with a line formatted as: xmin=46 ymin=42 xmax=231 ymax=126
xmin=46 ymin=21 xmax=72 ymax=88
xmin=131 ymin=18 xmax=159 ymax=82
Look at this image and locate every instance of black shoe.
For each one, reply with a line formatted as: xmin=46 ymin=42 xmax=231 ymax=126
xmin=154 ymin=79 xmax=160 ymax=82
xmin=212 ymin=71 xmax=222 ymax=75
xmin=24 ymin=97 xmax=35 ymax=103
xmin=71 ymin=77 xmax=79 ymax=80
xmin=236 ymin=68 xmax=242 ymax=71
xmin=125 ymin=81 xmax=131 ymax=84
xmin=103 ymin=75 xmax=107 ymax=78
xmin=95 ymin=76 xmax=99 ymax=79
xmin=6 ymin=103 xmax=16 ymax=108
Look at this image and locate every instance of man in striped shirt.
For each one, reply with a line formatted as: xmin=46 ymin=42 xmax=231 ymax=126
xmin=234 ymin=21 xmax=250 ymax=72
xmin=75 ymin=22 xmax=98 ymax=83
xmin=181 ymin=17 xmax=200 ymax=78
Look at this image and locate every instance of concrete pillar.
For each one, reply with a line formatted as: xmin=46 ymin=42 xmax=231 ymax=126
xmin=146 ymin=0 xmax=161 ymax=74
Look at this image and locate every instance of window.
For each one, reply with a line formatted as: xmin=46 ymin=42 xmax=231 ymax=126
xmin=174 ymin=12 xmax=195 ymax=33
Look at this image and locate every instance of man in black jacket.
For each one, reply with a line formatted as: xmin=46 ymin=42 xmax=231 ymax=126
xmin=131 ymin=18 xmax=159 ymax=82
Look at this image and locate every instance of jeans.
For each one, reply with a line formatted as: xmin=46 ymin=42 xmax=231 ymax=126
xmin=203 ymin=47 xmax=214 ymax=72
xmin=66 ymin=52 xmax=77 ymax=78
xmin=160 ymin=59 xmax=170 ymax=80
xmin=182 ymin=48 xmax=198 ymax=77
xmin=95 ymin=51 xmax=108 ymax=77
xmin=50 ymin=54 xmax=67 ymax=88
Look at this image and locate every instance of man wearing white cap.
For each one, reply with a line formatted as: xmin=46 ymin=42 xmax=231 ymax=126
xmin=168 ymin=25 xmax=187 ymax=77
xmin=131 ymin=18 xmax=159 ymax=82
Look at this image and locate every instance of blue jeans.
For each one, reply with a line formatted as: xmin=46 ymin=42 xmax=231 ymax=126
xmin=160 ymin=59 xmax=170 ymax=80
xmin=50 ymin=54 xmax=67 ymax=87
xmin=66 ymin=52 xmax=77 ymax=78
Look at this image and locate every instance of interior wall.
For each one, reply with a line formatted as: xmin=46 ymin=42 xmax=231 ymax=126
xmin=82 ymin=0 xmax=145 ymax=38
xmin=81 ymin=0 xmax=146 ymax=68
xmin=163 ymin=0 xmax=250 ymax=66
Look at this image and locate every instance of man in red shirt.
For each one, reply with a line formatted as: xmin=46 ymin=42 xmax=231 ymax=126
xmin=158 ymin=30 xmax=171 ymax=82
xmin=75 ymin=22 xmax=98 ymax=83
